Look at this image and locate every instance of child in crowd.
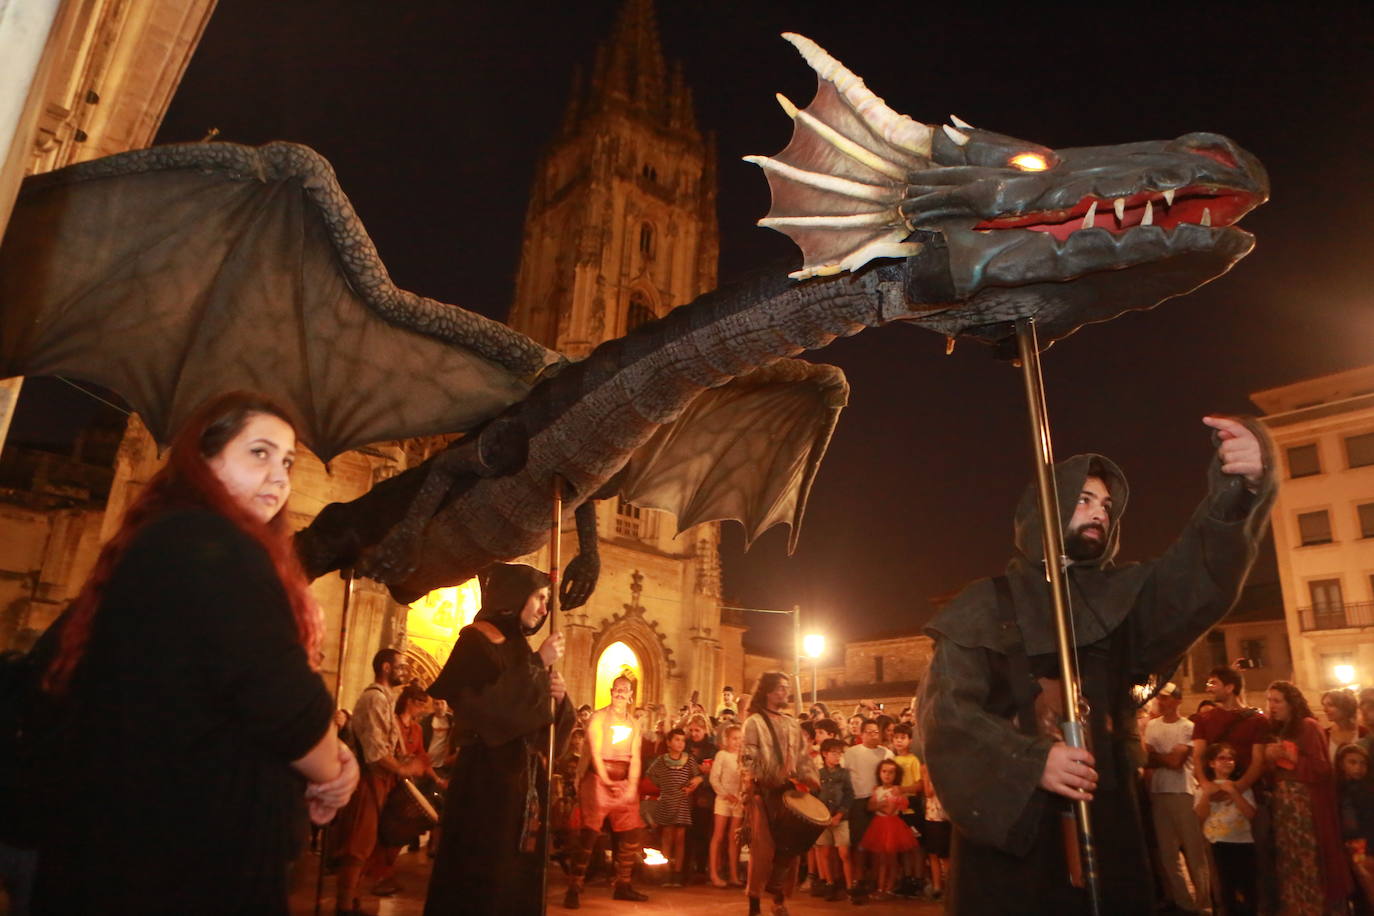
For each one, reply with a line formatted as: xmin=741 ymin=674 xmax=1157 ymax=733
xmin=922 ymin=769 xmax=950 ymax=901
xmin=890 ymin=724 xmax=925 ymax=897
xmin=861 ymin=759 xmax=916 ymax=896
xmin=1338 ymin=743 xmax=1374 ymax=908
xmin=646 ymin=728 xmax=701 ymax=887
xmin=1193 ymin=741 xmax=1257 ymax=915
xmin=813 ymin=738 xmax=855 ymax=901
xmin=707 ymin=724 xmax=744 ymax=888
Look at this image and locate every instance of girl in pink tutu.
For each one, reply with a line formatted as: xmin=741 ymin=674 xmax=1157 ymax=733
xmin=861 ymin=759 xmax=917 ymax=896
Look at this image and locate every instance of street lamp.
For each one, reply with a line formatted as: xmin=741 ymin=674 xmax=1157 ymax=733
xmin=804 ymin=633 xmax=825 ymax=706
xmin=1335 ymin=664 xmax=1357 ymax=686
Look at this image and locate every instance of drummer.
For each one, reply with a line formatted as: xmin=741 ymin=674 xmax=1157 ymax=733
xmin=739 ymin=672 xmax=820 ymax=916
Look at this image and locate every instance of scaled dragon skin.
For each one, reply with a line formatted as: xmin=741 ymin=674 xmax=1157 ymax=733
xmin=300 ymin=44 xmax=1269 ymax=602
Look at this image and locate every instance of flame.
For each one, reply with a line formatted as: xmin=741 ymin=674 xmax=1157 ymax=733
xmin=642 ymin=847 xmax=669 ymax=866
xmin=610 ymin=725 xmax=632 ymax=744
xmin=1009 ymin=152 xmax=1049 ymax=172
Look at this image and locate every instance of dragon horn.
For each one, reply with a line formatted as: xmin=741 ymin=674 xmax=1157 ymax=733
xmin=781 ymin=32 xmax=933 ymax=159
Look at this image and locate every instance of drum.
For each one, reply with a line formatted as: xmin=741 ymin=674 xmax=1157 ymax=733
xmin=379 ymin=777 xmax=442 ymax=847
xmin=771 ymin=789 xmax=830 ymax=859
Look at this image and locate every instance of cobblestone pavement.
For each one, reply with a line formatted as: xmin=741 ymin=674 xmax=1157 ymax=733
xmin=289 ymin=848 xmax=945 ymax=915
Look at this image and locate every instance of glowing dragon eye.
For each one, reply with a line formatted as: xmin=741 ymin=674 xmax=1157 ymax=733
xmin=1009 ymin=152 xmax=1049 ymax=172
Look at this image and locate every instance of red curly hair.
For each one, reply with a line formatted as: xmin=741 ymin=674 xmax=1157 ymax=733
xmin=43 ymin=391 xmax=323 ymax=693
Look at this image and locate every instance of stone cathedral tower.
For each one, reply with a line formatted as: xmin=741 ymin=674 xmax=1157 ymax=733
xmin=507 ymin=0 xmax=740 ymax=716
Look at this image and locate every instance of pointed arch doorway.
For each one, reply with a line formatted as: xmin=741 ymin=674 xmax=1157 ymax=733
xmin=594 ymin=640 xmax=642 ymax=710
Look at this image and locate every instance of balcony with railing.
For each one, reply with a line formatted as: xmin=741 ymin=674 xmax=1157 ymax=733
xmin=1298 ymin=601 xmax=1374 ymax=632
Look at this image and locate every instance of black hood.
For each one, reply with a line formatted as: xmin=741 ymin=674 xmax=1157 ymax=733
xmin=1011 ymin=453 xmax=1129 ymax=571
xmin=474 ymin=563 xmax=550 ymax=637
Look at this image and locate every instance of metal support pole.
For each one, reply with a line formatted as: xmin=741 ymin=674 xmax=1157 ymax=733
xmin=1014 ymin=318 xmax=1102 ymax=916
xmin=315 ymin=569 xmax=355 ymax=916
xmin=812 ymin=657 xmax=819 ymax=707
xmin=540 ymin=478 xmax=563 ymax=915
xmin=793 ymin=605 xmax=802 ymax=717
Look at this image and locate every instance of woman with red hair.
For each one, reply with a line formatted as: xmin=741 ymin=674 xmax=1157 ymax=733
xmin=30 ymin=391 xmax=357 ymax=914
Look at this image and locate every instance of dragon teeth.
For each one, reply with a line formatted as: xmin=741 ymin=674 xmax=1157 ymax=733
xmin=1082 ymin=201 xmax=1097 ymax=229
xmin=1142 ymin=200 xmax=1154 ymax=226
xmin=1114 ymin=198 xmax=1125 ymax=223
xmin=1163 ymin=189 xmax=1175 ymax=207
xmin=1201 ymin=207 xmax=1212 ymax=226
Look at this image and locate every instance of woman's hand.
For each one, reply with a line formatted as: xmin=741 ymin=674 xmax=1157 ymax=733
xmin=726 ymin=794 xmax=740 ymax=805
xmin=538 ymin=632 xmax=565 ymax=667
xmin=304 ymin=742 xmax=359 ymax=825
xmin=686 ymin=776 xmax=703 ymax=792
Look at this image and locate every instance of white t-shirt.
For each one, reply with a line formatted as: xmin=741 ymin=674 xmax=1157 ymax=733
xmin=1195 ymin=783 xmax=1255 ymax=844
xmin=843 ymin=744 xmax=894 ymax=798
xmin=1144 ymin=715 xmax=1195 ymax=794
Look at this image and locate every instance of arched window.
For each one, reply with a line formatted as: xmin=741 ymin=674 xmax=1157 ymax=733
xmin=641 ymin=162 xmax=658 ymax=182
xmin=639 ymin=222 xmax=655 ymax=258
xmin=626 ymin=291 xmax=655 ymax=331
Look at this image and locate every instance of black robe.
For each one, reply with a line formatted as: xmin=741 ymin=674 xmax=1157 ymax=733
xmin=424 ymin=599 xmax=572 ymax=914
xmin=919 ymin=433 xmax=1276 ymax=916
xmin=30 ymin=508 xmax=333 ymax=914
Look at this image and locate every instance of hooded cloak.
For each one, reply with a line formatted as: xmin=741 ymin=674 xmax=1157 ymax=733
xmin=424 ymin=563 xmax=572 ymax=914
xmin=918 ymin=422 xmax=1275 ymax=913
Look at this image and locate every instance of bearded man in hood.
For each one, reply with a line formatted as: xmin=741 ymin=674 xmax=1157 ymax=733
xmin=423 ymin=563 xmax=574 ymax=915
xmin=918 ymin=416 xmax=1274 ymax=916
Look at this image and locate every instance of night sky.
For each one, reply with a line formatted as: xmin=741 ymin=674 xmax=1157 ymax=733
xmin=20 ymin=2 xmax=1371 ymax=656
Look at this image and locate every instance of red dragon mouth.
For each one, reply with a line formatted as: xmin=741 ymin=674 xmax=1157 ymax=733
xmin=973 ymin=187 xmax=1261 ymax=243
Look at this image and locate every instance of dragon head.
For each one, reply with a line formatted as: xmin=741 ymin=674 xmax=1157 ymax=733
xmin=747 ymin=34 xmax=1268 ymax=344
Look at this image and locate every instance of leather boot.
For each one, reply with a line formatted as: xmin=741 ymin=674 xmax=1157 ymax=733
xmin=613 ymin=882 xmax=649 ymax=902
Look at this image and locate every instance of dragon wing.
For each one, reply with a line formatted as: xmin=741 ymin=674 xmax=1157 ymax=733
xmin=745 ymin=33 xmax=937 ymax=280
xmin=618 ymin=359 xmax=848 ymax=552
xmin=0 ymin=142 xmax=560 ymax=462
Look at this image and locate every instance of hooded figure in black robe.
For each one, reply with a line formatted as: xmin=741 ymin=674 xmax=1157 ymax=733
xmin=918 ymin=424 xmax=1275 ymax=916
xmin=423 ymin=562 xmax=574 ymax=914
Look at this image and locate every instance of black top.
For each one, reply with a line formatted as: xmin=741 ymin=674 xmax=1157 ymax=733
xmin=33 ymin=508 xmax=334 ymax=914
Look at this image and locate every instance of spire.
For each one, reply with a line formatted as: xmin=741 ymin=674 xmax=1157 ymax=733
xmin=587 ymin=0 xmax=671 ymax=126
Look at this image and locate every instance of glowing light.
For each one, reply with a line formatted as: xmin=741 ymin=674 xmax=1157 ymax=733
xmin=803 ymin=633 xmax=826 ymax=658
xmin=594 ymin=641 xmax=641 ymax=709
xmin=611 ymin=725 xmax=632 ymax=744
xmin=1335 ymin=664 xmax=1357 ymax=685
xmin=642 ymin=848 xmax=669 ymax=866
xmin=1009 ymin=152 xmax=1049 ymax=172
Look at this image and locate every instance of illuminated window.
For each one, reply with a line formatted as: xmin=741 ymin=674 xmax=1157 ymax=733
xmin=1286 ymin=443 xmax=1320 ymax=478
xmin=1347 ymin=432 xmax=1374 ymax=468
xmin=1298 ymin=510 xmax=1333 ymax=546
xmin=594 ymin=641 xmax=641 ymax=710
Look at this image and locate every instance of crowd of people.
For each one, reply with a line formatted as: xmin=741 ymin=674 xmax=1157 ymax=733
xmin=1131 ymin=666 xmax=1374 ymax=916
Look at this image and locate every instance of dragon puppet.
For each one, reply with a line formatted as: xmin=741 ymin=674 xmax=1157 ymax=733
xmin=0 ymin=33 xmax=1267 ymax=607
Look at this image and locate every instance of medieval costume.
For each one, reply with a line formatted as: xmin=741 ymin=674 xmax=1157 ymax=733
xmin=739 ymin=705 xmax=820 ymax=906
xmin=919 ymin=437 xmax=1275 ymax=916
xmin=423 ymin=563 xmax=573 ymax=915
xmin=30 ymin=509 xmax=334 ymax=914
xmin=564 ymin=699 xmax=648 ymax=905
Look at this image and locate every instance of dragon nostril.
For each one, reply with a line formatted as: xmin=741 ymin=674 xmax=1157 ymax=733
xmin=1189 ymin=146 xmax=1238 ymax=169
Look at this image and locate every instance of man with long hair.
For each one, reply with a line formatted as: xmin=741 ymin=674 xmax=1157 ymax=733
xmin=740 ymin=671 xmax=820 ymax=916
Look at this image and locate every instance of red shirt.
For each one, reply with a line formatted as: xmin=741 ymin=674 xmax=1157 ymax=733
xmin=1192 ymin=706 xmax=1270 ymax=775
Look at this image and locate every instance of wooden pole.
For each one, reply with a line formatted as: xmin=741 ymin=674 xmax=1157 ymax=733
xmin=540 ymin=478 xmax=563 ymax=915
xmin=315 ymin=569 xmax=355 ymax=916
xmin=793 ymin=605 xmax=802 ymax=718
xmin=1014 ymin=319 xmax=1102 ymax=915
